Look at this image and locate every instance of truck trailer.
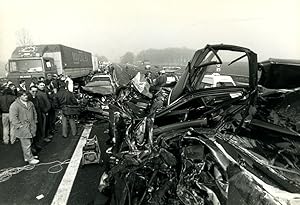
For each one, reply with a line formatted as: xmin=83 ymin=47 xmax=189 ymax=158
xmin=7 ymin=44 xmax=93 ymax=84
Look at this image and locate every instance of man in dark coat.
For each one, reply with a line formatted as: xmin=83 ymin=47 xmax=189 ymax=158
xmin=0 ymin=84 xmax=17 ymax=144
xmin=36 ymin=81 xmax=52 ymax=142
xmin=28 ymin=85 xmax=42 ymax=153
xmin=45 ymin=79 xmax=56 ymax=138
xmin=54 ymin=82 xmax=78 ymax=138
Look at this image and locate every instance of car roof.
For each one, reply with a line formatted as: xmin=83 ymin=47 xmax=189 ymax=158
xmin=260 ymin=58 xmax=300 ymax=66
xmin=92 ymin=74 xmax=111 ymax=77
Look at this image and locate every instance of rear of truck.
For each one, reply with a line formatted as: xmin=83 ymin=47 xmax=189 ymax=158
xmin=59 ymin=45 xmax=93 ymax=79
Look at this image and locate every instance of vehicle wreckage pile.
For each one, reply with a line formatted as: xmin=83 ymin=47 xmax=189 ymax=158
xmin=88 ymin=45 xmax=300 ymax=205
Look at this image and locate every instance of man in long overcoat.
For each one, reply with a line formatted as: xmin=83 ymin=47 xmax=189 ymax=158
xmin=9 ymin=90 xmax=39 ymax=164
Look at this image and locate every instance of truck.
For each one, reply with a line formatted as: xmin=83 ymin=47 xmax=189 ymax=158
xmin=6 ymin=44 xmax=93 ymax=85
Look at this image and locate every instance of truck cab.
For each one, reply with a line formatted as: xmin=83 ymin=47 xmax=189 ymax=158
xmin=8 ymin=57 xmax=56 ymax=76
xmin=7 ymin=46 xmax=58 ymax=85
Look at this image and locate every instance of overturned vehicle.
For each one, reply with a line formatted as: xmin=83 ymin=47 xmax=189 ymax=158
xmin=100 ymin=45 xmax=300 ymax=205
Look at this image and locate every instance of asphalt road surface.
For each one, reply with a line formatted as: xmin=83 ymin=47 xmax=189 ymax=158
xmin=0 ymin=118 xmax=109 ymax=205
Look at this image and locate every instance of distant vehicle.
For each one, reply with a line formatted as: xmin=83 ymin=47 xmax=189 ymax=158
xmin=164 ymin=70 xmax=179 ymax=87
xmin=7 ymin=44 xmax=94 ymax=85
xmin=201 ymin=73 xmax=236 ymax=88
xmin=162 ymin=66 xmax=181 ymax=70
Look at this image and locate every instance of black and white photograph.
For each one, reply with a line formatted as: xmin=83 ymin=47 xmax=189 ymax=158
xmin=0 ymin=0 xmax=300 ymax=204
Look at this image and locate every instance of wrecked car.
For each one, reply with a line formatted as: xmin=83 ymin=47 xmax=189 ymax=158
xmin=79 ymin=74 xmax=119 ymax=118
xmin=255 ymin=58 xmax=300 ymax=133
xmin=99 ymin=45 xmax=300 ymax=205
xmin=82 ymin=74 xmax=118 ymax=95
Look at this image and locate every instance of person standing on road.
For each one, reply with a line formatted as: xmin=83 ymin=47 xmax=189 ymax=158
xmin=9 ymin=90 xmax=39 ymax=165
xmin=54 ymin=82 xmax=78 ymax=138
xmin=28 ymin=85 xmax=42 ymax=154
xmin=36 ymin=81 xmax=52 ymax=143
xmin=0 ymin=84 xmax=17 ymax=144
xmin=45 ymin=79 xmax=56 ymax=139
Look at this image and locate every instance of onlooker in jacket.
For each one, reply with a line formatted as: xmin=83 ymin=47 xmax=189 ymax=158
xmin=17 ymin=79 xmax=27 ymax=94
xmin=36 ymin=81 xmax=52 ymax=143
xmin=9 ymin=90 xmax=39 ymax=165
xmin=28 ymin=85 xmax=42 ymax=153
xmin=54 ymin=82 xmax=78 ymax=138
xmin=45 ymin=81 xmax=56 ymax=138
xmin=0 ymin=84 xmax=17 ymax=144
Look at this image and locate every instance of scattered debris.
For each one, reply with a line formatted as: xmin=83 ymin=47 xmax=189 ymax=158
xmin=36 ymin=194 xmax=44 ymax=200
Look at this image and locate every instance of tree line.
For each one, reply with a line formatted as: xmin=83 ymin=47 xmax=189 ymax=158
xmin=120 ymin=47 xmax=195 ymax=66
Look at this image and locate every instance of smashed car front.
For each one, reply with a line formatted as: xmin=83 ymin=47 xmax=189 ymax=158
xmin=80 ymin=75 xmax=117 ymax=117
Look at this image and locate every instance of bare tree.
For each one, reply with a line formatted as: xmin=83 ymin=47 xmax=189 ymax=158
xmin=15 ymin=28 xmax=33 ymax=46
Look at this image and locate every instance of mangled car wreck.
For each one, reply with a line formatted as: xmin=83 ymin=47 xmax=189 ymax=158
xmin=98 ymin=44 xmax=300 ymax=205
xmin=79 ymin=74 xmax=118 ymax=118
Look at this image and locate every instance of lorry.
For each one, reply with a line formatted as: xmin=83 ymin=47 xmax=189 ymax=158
xmin=6 ymin=44 xmax=93 ymax=85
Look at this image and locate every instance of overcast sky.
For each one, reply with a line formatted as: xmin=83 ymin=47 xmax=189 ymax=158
xmin=0 ymin=0 xmax=299 ymax=62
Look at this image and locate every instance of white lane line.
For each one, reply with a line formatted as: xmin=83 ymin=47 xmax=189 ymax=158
xmin=116 ymin=64 xmax=123 ymax=71
xmin=51 ymin=124 xmax=93 ymax=205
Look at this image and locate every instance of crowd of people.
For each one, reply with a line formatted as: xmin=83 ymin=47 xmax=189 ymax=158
xmin=0 ymin=74 xmax=79 ymax=165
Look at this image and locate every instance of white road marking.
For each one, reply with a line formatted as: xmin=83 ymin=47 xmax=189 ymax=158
xmin=116 ymin=64 xmax=123 ymax=71
xmin=51 ymin=124 xmax=93 ymax=205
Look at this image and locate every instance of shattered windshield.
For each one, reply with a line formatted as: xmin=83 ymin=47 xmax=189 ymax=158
xmin=9 ymin=59 xmax=43 ymax=72
xmin=191 ymin=49 xmax=250 ymax=90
